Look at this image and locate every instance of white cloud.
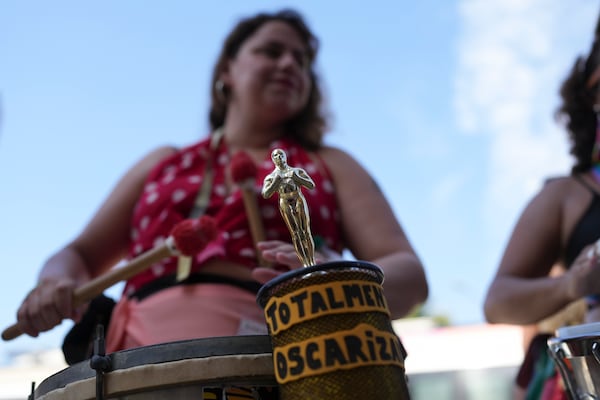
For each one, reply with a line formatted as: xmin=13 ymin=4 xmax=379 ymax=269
xmin=431 ymin=171 xmax=470 ymax=209
xmin=455 ymin=0 xmax=598 ymax=239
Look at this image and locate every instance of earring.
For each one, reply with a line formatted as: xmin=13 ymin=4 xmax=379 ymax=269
xmin=215 ymin=80 xmax=227 ymax=102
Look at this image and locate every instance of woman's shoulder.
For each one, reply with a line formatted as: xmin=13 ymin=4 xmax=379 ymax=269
xmin=314 ymin=145 xmax=363 ymax=176
xmin=143 ymin=138 xmax=211 ymax=169
xmin=315 ymin=145 xmax=360 ymax=167
xmin=531 ymin=174 xmax=591 ymax=206
xmin=543 ymin=175 xmax=572 ymax=185
xmin=312 ymin=145 xmax=380 ymax=192
xmin=145 ymin=145 xmax=180 ymax=161
xmin=135 ymin=138 xmax=210 ymax=181
xmin=137 ymin=145 xmax=179 ymax=171
xmin=127 ymin=145 xmax=177 ymax=173
xmin=542 ymin=174 xmax=591 ymax=192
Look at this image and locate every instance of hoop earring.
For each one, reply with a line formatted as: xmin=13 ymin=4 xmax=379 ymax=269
xmin=215 ymin=80 xmax=227 ymax=103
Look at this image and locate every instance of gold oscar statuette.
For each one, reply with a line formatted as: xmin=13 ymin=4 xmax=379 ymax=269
xmin=257 ymin=149 xmax=410 ymax=399
xmin=261 ymin=148 xmax=316 ymax=267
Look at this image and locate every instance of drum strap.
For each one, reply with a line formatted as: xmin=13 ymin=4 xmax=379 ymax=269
xmin=176 ymin=128 xmax=224 ymax=281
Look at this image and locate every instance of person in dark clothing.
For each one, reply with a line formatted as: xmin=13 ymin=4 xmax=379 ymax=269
xmin=484 ymin=10 xmax=600 ymax=399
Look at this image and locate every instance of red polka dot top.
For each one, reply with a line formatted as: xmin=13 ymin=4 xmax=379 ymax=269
xmin=123 ymin=135 xmax=343 ymax=296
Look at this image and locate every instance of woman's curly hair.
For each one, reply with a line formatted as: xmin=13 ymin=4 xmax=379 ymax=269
xmin=556 ymin=17 xmax=600 ymax=173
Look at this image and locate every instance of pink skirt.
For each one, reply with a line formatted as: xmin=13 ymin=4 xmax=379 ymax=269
xmin=106 ymin=283 xmax=268 ymax=353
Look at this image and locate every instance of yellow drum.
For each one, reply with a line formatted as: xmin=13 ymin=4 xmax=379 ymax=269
xmin=33 ymin=335 xmax=278 ymax=399
xmin=257 ymin=260 xmax=410 ymax=400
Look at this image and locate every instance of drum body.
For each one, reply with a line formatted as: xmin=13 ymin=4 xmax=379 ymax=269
xmin=34 ymin=335 xmax=278 ymax=399
xmin=548 ymin=322 xmax=600 ymax=400
xmin=257 ymin=261 xmax=410 ymax=400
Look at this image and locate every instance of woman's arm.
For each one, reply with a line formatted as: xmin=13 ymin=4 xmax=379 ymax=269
xmin=484 ymin=179 xmax=576 ymax=325
xmin=16 ymin=146 xmax=176 ymax=337
xmin=319 ymin=146 xmax=428 ymax=319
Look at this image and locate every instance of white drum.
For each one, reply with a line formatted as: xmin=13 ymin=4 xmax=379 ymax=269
xmin=32 ymin=335 xmax=278 ymax=399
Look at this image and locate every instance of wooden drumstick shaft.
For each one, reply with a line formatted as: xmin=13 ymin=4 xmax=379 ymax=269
xmin=2 ymin=216 xmax=218 ymax=341
xmin=230 ymin=151 xmax=271 ymax=268
xmin=2 ymin=243 xmax=173 ymax=341
xmin=240 ymin=187 xmax=270 ymax=267
xmin=76 ymin=244 xmax=172 ymax=304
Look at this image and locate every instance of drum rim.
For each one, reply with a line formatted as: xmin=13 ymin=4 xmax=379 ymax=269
xmin=34 ymin=335 xmax=273 ymax=397
xmin=256 ymin=260 xmax=384 ymax=307
xmin=548 ymin=335 xmax=600 ymax=357
xmin=556 ymin=322 xmax=600 ymax=339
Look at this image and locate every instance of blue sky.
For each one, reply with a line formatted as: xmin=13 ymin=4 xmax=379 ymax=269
xmin=0 ymin=0 xmax=598 ymax=361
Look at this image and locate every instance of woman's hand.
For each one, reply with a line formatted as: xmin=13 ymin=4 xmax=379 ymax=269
xmin=564 ymin=241 xmax=600 ymax=300
xmin=258 ymin=239 xmax=342 ymax=267
xmin=251 ymin=240 xmax=343 ymax=284
xmin=258 ymin=240 xmax=304 ymax=269
xmin=16 ymin=277 xmax=84 ymax=338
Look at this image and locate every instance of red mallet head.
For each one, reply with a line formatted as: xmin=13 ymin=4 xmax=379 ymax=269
xmin=169 ymin=215 xmax=218 ymax=256
xmin=231 ymin=151 xmax=258 ymax=184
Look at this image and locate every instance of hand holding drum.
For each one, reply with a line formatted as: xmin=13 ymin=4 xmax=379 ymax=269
xmin=2 ymin=216 xmax=217 ymax=341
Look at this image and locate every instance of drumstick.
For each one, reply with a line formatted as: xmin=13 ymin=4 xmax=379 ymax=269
xmin=2 ymin=215 xmax=218 ymax=341
xmin=231 ymin=151 xmax=271 ymax=267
